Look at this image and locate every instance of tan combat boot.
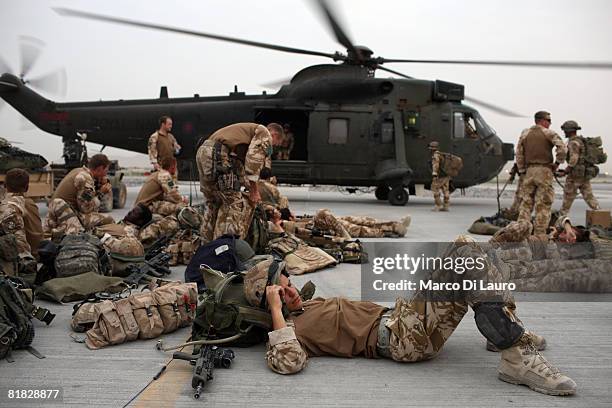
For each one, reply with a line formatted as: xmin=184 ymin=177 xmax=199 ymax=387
xmin=487 ymin=330 xmax=546 ymax=352
xmin=498 ymin=334 xmax=576 ymax=396
xmin=392 ymin=216 xmax=412 ymax=237
xmin=440 ymin=202 xmax=450 ymax=212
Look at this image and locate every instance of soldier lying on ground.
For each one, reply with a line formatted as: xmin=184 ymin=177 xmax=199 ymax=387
xmin=267 ymin=206 xmax=410 ymax=239
xmin=44 ymin=154 xmax=114 ymax=238
xmin=242 ymin=243 xmax=576 ymax=396
xmin=135 ymin=157 xmax=187 ymax=216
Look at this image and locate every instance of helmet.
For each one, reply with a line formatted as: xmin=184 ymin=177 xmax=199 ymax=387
xmin=243 ymin=258 xmax=283 ymax=307
xmin=177 ymin=206 xmax=201 ymax=229
xmin=561 ymin=120 xmax=581 ymax=132
xmin=428 ymin=141 xmax=440 ymax=150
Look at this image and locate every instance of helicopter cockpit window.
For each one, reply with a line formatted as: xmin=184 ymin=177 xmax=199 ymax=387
xmin=464 ymin=115 xmax=479 ymax=139
xmin=453 ymin=112 xmax=465 ymax=139
xmin=328 ymin=118 xmax=348 ymax=144
xmin=474 ymin=112 xmax=496 ymax=139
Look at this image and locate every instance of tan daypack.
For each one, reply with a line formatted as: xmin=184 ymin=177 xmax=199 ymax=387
xmin=440 ymin=152 xmax=464 ymax=177
xmin=268 ymin=234 xmax=337 ymax=275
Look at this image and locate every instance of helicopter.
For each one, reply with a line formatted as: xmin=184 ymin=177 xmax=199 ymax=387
xmin=1 ymin=1 xmax=612 ymax=206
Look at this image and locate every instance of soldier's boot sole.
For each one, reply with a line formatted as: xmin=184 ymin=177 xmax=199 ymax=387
xmin=497 ymin=372 xmax=576 ymax=396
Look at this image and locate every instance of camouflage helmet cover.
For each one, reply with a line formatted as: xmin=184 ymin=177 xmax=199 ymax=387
xmin=243 ymin=258 xmax=284 ymax=307
xmin=177 ymin=206 xmax=202 ymax=229
xmin=560 ymin=120 xmax=581 ymax=132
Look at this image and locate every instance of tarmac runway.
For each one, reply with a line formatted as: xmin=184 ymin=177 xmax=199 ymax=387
xmin=1 ymin=185 xmax=611 ymax=407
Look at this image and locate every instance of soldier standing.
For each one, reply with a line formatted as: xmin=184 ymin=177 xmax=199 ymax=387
xmin=195 ymin=122 xmax=273 ymax=243
xmin=559 ymin=120 xmax=600 ymax=215
xmin=516 ymin=111 xmax=566 ymax=237
xmin=429 ymin=141 xmax=450 ymax=212
xmin=148 ymin=116 xmax=181 ymax=172
xmin=281 ymin=123 xmax=295 ymax=160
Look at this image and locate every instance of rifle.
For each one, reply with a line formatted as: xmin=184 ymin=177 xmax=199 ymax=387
xmin=145 ymin=234 xmax=172 ymax=261
xmin=173 ymin=345 xmax=235 ymax=399
xmin=123 ymin=252 xmax=172 ymax=287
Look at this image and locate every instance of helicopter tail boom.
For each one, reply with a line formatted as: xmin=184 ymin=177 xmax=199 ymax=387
xmin=0 ymin=73 xmax=61 ymax=135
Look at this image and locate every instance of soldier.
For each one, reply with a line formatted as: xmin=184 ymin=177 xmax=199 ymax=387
xmin=267 ymin=123 xmax=285 ymax=160
xmin=196 ymin=122 xmax=273 ymax=243
xmin=244 ymin=250 xmax=576 ymax=396
xmin=44 ymin=154 xmax=115 ymax=238
xmin=258 ymin=167 xmax=290 ymax=210
xmin=516 ymin=111 xmax=566 ymax=238
xmin=429 ymin=141 xmax=451 ymax=211
xmin=559 ymin=120 xmax=600 ymax=215
xmin=280 ymin=123 xmax=295 ymax=160
xmin=148 ymin=115 xmax=181 ymax=172
xmin=0 ymin=169 xmax=42 ymax=282
xmin=135 ymin=157 xmax=186 ymax=216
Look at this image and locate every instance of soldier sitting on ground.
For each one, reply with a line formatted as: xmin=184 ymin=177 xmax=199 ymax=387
xmin=0 ymin=168 xmax=43 ymax=283
xmin=135 ymin=157 xmax=187 ymax=216
xmin=243 ymin=249 xmax=576 ymax=396
xmin=44 ymin=154 xmax=115 ymax=238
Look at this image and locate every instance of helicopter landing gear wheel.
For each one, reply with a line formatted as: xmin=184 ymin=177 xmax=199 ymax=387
xmin=375 ymin=185 xmax=390 ymax=201
xmin=113 ymin=183 xmax=127 ymax=209
xmin=388 ymin=186 xmax=408 ymax=206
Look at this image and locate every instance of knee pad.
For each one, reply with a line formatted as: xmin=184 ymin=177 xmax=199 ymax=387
xmin=473 ymin=302 xmax=524 ymax=350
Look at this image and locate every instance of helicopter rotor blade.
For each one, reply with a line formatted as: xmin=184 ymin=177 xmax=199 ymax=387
xmin=378 ymin=66 xmax=524 ymax=117
xmin=19 ymin=36 xmax=46 ymax=78
xmin=54 ymin=8 xmax=341 ymax=61
xmin=28 ymin=68 xmax=67 ymax=97
xmin=0 ymin=55 xmax=11 ymax=74
xmin=314 ymin=0 xmax=361 ymax=60
xmin=378 ymin=57 xmax=612 ymax=70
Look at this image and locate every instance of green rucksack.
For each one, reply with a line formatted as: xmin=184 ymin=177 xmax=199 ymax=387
xmin=54 ymin=233 xmax=111 ymax=278
xmin=191 ymin=266 xmax=273 ymax=347
xmin=573 ymin=136 xmax=607 ymax=179
xmin=0 ymin=276 xmax=55 ymax=361
xmin=245 ymin=204 xmax=269 ymax=255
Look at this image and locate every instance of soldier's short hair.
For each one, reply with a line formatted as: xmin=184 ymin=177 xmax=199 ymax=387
xmin=160 ymin=156 xmax=176 ymax=171
xmin=267 ymin=122 xmax=284 ymax=137
xmin=534 ymin=111 xmax=551 ymax=122
xmin=259 ymin=167 xmax=272 ymax=180
xmin=159 ymin=115 xmax=171 ymax=127
xmin=5 ymin=168 xmax=29 ymax=193
xmin=88 ymin=154 xmax=111 ymax=170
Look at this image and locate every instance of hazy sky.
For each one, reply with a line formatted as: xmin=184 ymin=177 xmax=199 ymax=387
xmin=1 ymin=0 xmax=611 ymax=170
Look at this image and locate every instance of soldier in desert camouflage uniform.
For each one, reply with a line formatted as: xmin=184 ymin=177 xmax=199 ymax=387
xmin=44 ymin=154 xmax=115 ymax=238
xmin=558 ymin=120 xmax=600 ymax=215
xmin=0 ymin=169 xmax=42 ymax=282
xmin=429 ymin=141 xmax=451 ymax=212
xmin=242 ymin=241 xmax=577 ymax=396
xmin=196 ymin=122 xmax=273 ymax=243
xmin=516 ymin=111 xmax=566 ymax=237
xmin=135 ymin=157 xmax=186 ymax=216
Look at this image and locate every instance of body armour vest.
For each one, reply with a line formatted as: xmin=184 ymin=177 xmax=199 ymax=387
xmin=523 ymin=126 xmax=553 ymax=165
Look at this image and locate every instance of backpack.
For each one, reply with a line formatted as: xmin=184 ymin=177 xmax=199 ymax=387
xmin=191 ymin=265 xmax=274 ymax=348
xmin=574 ymin=136 xmax=607 ymax=179
xmin=54 ymin=233 xmax=111 ymax=278
xmin=440 ymin=152 xmax=464 ymax=177
xmin=185 ymin=235 xmax=242 ymax=292
xmin=245 ymin=204 xmax=269 ymax=254
xmin=0 ymin=276 xmax=55 ymax=360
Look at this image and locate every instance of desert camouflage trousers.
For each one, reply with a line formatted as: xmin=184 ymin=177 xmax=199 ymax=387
xmin=431 ymin=176 xmax=450 ymax=209
xmin=138 ymin=215 xmax=179 ymax=246
xmin=518 ymin=166 xmax=554 ymax=236
xmin=384 ymin=242 xmax=517 ymax=362
xmin=560 ymin=176 xmax=599 ymax=215
xmin=149 ymin=200 xmax=184 ymax=217
xmin=44 ymin=198 xmax=114 ymax=237
xmin=509 ymin=175 xmax=525 ymax=214
xmin=199 ymin=181 xmax=251 ymax=243
xmin=339 ymin=215 xmax=405 ymax=238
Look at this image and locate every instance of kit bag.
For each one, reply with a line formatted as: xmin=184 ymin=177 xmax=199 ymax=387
xmin=54 ymin=233 xmax=110 ymax=278
xmin=440 ymin=152 xmax=464 ymax=177
xmin=0 ymin=276 xmax=35 ymax=359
